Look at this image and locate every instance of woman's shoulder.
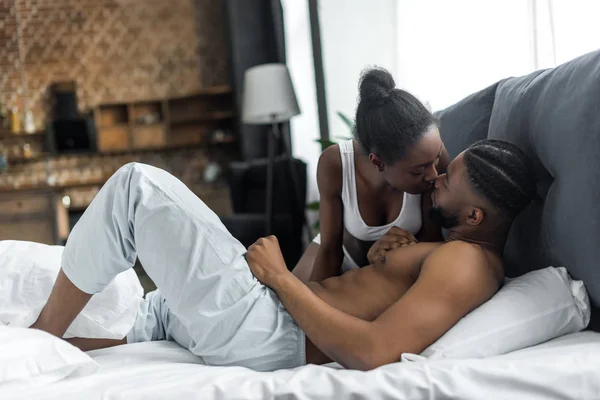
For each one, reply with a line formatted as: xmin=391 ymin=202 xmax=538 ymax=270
xmin=317 ymin=144 xmax=343 ymax=193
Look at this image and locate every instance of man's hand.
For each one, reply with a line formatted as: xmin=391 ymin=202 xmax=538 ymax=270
xmin=246 ymin=236 xmax=290 ymax=288
xmin=367 ymin=227 xmax=418 ymax=264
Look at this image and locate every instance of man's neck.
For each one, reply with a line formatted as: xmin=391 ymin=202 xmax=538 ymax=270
xmin=445 ymin=225 xmax=509 ymax=254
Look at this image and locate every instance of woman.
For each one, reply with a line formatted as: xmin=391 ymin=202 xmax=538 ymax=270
xmin=293 ymin=67 xmax=449 ymax=282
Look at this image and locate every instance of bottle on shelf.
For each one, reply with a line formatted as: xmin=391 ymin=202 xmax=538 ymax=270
xmin=0 ymin=144 xmax=8 ymax=172
xmin=24 ymin=109 xmax=36 ymax=134
xmin=10 ymin=107 xmax=21 ymax=134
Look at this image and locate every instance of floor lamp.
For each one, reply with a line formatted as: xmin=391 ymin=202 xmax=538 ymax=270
xmin=242 ymin=63 xmax=303 ymax=236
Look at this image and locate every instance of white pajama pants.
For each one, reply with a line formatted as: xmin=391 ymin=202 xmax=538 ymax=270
xmin=62 ymin=163 xmax=306 ymax=371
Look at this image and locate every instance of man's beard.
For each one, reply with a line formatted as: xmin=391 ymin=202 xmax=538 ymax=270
xmin=429 ymin=207 xmax=459 ymax=229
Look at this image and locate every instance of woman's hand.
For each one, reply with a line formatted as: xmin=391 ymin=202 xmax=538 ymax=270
xmin=246 ymin=236 xmax=290 ymax=288
xmin=367 ymin=227 xmax=418 ymax=264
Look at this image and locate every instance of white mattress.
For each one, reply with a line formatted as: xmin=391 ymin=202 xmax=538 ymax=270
xmin=8 ymin=331 xmax=600 ymax=400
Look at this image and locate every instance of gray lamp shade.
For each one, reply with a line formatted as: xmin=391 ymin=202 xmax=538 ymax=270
xmin=242 ymin=63 xmax=300 ymax=124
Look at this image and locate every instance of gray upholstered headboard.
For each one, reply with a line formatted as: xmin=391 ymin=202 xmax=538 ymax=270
xmin=436 ymin=50 xmax=600 ymax=329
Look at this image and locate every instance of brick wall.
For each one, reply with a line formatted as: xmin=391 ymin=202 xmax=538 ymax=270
xmin=0 ymin=0 xmax=229 ymax=128
xmin=0 ymin=0 xmax=234 ymax=218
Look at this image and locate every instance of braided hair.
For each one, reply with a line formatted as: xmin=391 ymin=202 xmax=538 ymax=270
xmin=463 ymin=139 xmax=537 ymax=218
xmin=354 ymin=67 xmax=436 ymax=164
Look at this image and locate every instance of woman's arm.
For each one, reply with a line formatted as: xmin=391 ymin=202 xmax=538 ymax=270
xmin=367 ymin=227 xmax=418 ymax=265
xmin=292 ymin=145 xmax=345 ymax=282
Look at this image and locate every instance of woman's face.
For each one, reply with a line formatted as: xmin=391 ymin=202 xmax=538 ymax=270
xmin=380 ymin=127 xmax=444 ymax=194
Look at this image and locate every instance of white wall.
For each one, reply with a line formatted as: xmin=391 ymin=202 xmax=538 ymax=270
xmin=319 ymin=0 xmax=398 ymax=138
xmin=394 ymin=0 xmax=533 ymax=111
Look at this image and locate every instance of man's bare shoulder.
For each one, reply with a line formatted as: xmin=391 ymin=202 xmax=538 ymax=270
xmin=419 ymin=240 xmax=504 ymax=300
xmin=364 ymin=240 xmax=505 ymax=367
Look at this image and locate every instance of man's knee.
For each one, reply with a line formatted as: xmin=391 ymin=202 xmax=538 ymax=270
xmin=115 ymin=162 xmax=142 ymax=178
xmin=112 ymin=162 xmax=152 ymax=189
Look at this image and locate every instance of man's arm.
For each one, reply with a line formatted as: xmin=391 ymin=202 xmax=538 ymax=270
xmin=248 ymin=239 xmax=500 ymax=370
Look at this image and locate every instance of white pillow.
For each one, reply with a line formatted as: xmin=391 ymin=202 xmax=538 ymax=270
xmin=420 ymin=266 xmax=590 ymax=360
xmin=0 ymin=240 xmax=143 ymax=339
xmin=0 ymin=326 xmax=97 ymax=391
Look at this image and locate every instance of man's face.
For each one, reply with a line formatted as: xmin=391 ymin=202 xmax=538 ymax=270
xmin=371 ymin=126 xmax=443 ymax=195
xmin=430 ymin=153 xmax=481 ymax=229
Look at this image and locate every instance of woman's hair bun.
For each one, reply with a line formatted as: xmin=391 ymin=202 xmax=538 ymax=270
xmin=358 ymin=67 xmax=396 ymax=107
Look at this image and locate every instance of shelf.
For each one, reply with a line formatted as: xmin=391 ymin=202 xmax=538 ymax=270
xmin=6 ymin=153 xmax=50 ymax=164
xmin=131 ymin=101 xmax=164 ymax=125
xmin=198 ymin=85 xmax=232 ymax=95
xmin=132 ymin=122 xmax=165 ymax=128
xmin=0 ymin=86 xmax=237 ymax=168
xmin=170 ymin=111 xmax=234 ymax=125
xmin=0 ymin=178 xmax=107 ymax=194
xmin=97 ymin=142 xmax=207 ymax=156
xmin=96 ymin=104 xmax=128 ymax=128
xmin=99 ymin=123 xmax=130 ymax=129
xmin=97 ymin=102 xmax=129 ymax=110
xmin=0 ymin=130 xmax=45 ymax=140
xmin=170 ymin=86 xmax=232 ymax=100
xmin=210 ymin=136 xmax=237 ymax=145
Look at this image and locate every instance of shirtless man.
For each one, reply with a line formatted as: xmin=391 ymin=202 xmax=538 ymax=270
xmin=31 ymin=139 xmax=536 ymax=371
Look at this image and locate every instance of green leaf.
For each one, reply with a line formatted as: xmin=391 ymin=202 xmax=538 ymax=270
xmin=336 ymin=111 xmax=354 ymax=132
xmin=306 ymin=201 xmax=320 ymax=211
xmin=312 ymin=220 xmax=320 ymax=231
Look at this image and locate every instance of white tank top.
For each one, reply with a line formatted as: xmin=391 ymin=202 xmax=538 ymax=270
xmin=339 ymin=140 xmax=422 ymax=241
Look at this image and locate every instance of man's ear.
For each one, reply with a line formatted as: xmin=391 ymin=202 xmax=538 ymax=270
xmin=466 ymin=207 xmax=485 ymax=226
xmin=369 ymin=153 xmax=385 ymax=172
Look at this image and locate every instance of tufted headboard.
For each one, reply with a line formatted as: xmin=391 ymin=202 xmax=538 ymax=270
xmin=436 ymin=50 xmax=600 ymax=330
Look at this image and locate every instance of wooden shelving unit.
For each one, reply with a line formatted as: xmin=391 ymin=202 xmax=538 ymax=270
xmin=94 ymin=86 xmax=236 ymax=153
xmin=0 ymin=86 xmax=238 ymax=247
xmin=0 ymin=130 xmax=45 ymax=140
xmin=0 ymin=129 xmax=48 ymax=165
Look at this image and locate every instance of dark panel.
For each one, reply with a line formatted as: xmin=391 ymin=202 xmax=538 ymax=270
xmin=224 ymin=0 xmax=291 ymax=161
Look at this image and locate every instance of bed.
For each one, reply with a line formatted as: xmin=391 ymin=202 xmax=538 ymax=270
xmin=3 ymin=50 xmax=600 ymax=400
xmin=3 ymin=331 xmax=598 ymax=400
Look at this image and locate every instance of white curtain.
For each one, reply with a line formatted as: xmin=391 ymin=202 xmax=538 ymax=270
xmin=395 ymin=0 xmax=600 ymax=111
xmin=533 ymin=0 xmax=600 ymax=69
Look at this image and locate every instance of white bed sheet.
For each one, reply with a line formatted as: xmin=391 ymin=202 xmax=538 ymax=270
xmin=5 ymin=331 xmax=600 ymax=400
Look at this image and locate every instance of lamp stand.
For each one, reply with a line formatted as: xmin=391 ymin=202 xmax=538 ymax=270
xmin=280 ymin=124 xmax=313 ymax=243
xmin=265 ymin=119 xmax=277 ymax=235
xmin=265 ymin=120 xmax=313 ymax=243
